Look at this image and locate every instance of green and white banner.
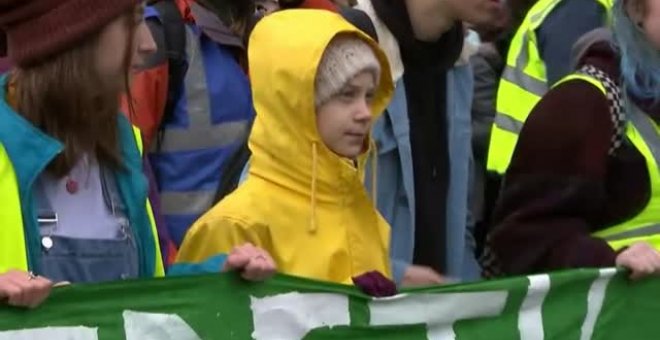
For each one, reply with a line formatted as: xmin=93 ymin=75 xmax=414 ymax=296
xmin=0 ymin=268 xmax=658 ymax=339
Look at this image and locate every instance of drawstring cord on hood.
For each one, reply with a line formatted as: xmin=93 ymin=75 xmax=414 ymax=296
xmin=308 ymin=138 xmax=378 ymax=234
xmin=310 ymin=142 xmax=319 ymax=234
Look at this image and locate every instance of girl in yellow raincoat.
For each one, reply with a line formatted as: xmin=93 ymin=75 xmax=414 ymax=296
xmin=175 ymin=9 xmax=396 ymax=284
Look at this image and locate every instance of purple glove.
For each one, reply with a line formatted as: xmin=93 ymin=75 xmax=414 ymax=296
xmin=352 ymin=271 xmax=398 ymax=297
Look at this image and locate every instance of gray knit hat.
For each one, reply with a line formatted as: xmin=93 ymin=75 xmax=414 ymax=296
xmin=315 ymin=35 xmax=381 ymax=107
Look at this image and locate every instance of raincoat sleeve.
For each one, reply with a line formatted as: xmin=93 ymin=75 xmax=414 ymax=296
xmin=170 ymin=216 xmax=269 ymax=275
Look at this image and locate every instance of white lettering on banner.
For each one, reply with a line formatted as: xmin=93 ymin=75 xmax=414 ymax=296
xmin=580 ymin=268 xmax=616 ymax=340
xmin=123 ymin=310 xmax=202 ymax=340
xmin=250 ymin=292 xmax=350 ymax=340
xmin=368 ymin=291 xmax=509 ymax=339
xmin=0 ymin=326 xmax=98 ymax=340
xmin=518 ymin=274 xmax=551 ymax=340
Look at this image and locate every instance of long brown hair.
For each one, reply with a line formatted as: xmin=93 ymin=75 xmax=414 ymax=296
xmin=14 ymin=8 xmax=138 ymax=177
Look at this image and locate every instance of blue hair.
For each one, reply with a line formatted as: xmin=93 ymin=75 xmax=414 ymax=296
xmin=613 ymin=0 xmax=660 ymax=102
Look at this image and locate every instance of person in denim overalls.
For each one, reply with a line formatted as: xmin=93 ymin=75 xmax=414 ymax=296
xmin=0 ymin=0 xmax=275 ymax=309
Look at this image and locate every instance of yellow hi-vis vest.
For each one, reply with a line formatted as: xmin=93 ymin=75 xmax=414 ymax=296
xmin=555 ymin=72 xmax=660 ymax=251
xmin=486 ymin=0 xmax=613 ymax=175
xmin=0 ymin=126 xmax=165 ymax=276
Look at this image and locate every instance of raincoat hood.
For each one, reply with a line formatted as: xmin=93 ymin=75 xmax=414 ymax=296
xmin=247 ymin=9 xmax=393 ymax=206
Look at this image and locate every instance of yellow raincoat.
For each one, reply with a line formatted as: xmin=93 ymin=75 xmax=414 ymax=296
xmin=175 ymin=9 xmax=394 ymax=284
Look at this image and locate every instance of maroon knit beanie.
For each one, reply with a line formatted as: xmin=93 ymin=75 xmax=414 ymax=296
xmin=0 ymin=0 xmax=140 ymax=67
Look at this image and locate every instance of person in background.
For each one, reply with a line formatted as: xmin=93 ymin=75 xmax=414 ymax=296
xmin=343 ymin=0 xmax=499 ymax=286
xmin=479 ymin=0 xmax=613 ymax=273
xmin=488 ymin=0 xmax=660 ymax=278
xmin=126 ymin=0 xmax=257 ymax=247
xmin=176 ymin=10 xmax=395 ymax=285
xmin=0 ymin=0 xmax=274 ymax=309
xmin=468 ymin=0 xmax=536 ymax=261
xmin=484 ymin=0 xmax=613 ymax=227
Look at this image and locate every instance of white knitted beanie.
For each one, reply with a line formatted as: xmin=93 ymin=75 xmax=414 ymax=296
xmin=315 ymin=35 xmax=381 ymax=107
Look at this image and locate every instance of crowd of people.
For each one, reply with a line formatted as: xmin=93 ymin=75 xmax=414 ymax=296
xmin=0 ymin=0 xmax=660 ymax=312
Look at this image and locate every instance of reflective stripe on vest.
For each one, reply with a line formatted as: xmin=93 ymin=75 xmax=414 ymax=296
xmin=555 ymin=73 xmax=660 ymax=251
xmin=0 ymin=127 xmax=164 ymax=277
xmin=486 ymin=0 xmax=613 ymax=175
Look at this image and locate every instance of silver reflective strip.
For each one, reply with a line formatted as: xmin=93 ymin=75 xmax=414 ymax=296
xmin=502 ymin=30 xmax=548 ymax=97
xmin=501 ymin=65 xmax=548 ymax=97
xmin=529 ymin=9 xmax=545 ymax=24
xmin=494 ymin=112 xmax=524 ymax=134
xmin=157 ymin=27 xmax=249 ymax=153
xmin=602 ymin=224 xmax=660 ymax=242
xmin=628 ymin=101 xmax=660 ymax=177
xmin=160 ymin=191 xmax=216 ymax=216
xmin=529 ymin=0 xmax=562 ymax=25
xmin=157 ymin=121 xmax=249 ymax=152
xmin=514 ymin=32 xmax=529 ymax=71
xmin=184 ymin=26 xmax=211 ymax=128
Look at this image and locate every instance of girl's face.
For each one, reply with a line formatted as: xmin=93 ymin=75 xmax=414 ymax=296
xmin=316 ymin=72 xmax=376 ymax=159
xmin=95 ymin=3 xmax=156 ymax=92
